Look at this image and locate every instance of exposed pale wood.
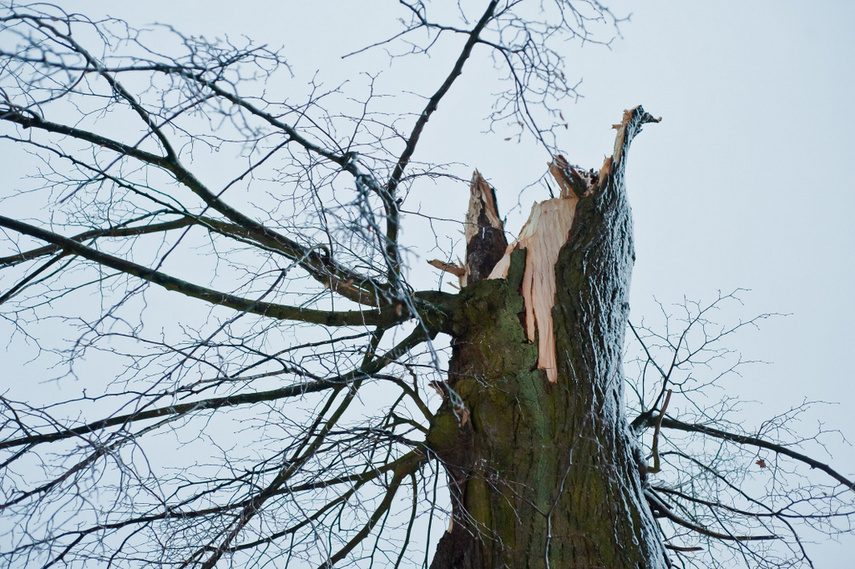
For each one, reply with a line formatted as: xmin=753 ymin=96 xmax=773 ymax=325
xmin=549 ymin=154 xmax=597 ymax=199
xmin=428 ymin=107 xmax=665 ymax=569
xmin=429 ymin=171 xmax=506 ymax=288
xmin=464 ymin=171 xmax=503 ymax=245
xmin=483 ymin=107 xmax=660 ymax=385
xmin=518 ymin=197 xmax=577 ymax=382
xmin=610 ymin=107 xmax=662 ymax=170
xmin=488 ymin=160 xmax=584 ymax=382
xmin=443 ymin=108 xmax=662 ymax=385
xmin=428 ymin=259 xmax=466 ymax=279
xmin=463 ymin=171 xmax=507 ymax=285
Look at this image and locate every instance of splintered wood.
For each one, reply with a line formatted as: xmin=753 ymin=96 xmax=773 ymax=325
xmin=428 ymin=171 xmax=506 ymax=288
xmin=428 ymin=161 xmax=591 ymax=383
xmin=464 ymin=171 xmax=507 ymax=285
xmin=429 ymin=106 xmax=660 ymax=384
xmin=487 ymin=157 xmax=589 ymax=383
xmin=490 ymin=199 xmax=574 ymax=382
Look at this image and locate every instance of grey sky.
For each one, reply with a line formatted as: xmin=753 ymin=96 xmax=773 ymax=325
xmin=2 ymin=1 xmax=853 ymax=566
xmin=586 ymin=3 xmax=855 ymax=564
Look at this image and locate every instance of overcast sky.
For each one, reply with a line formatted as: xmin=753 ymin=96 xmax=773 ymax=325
xmin=574 ymin=4 xmax=855 ymax=563
xmin=581 ymin=4 xmax=855 ymax=564
xmin=3 ymin=1 xmax=854 ymax=566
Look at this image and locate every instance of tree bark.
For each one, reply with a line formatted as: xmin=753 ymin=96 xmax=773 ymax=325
xmin=427 ymin=107 xmax=666 ymax=569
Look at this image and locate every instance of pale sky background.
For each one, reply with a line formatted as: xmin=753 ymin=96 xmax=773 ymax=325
xmin=3 ymin=1 xmax=854 ymax=566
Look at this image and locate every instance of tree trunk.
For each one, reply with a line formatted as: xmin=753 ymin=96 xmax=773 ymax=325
xmin=427 ymin=107 xmax=667 ymax=569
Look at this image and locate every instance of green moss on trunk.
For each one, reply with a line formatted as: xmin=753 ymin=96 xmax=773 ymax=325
xmin=427 ymin=108 xmax=666 ymax=569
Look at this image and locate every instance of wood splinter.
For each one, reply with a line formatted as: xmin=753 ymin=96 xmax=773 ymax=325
xmin=430 ymin=107 xmax=661 ymax=384
xmin=486 ymin=157 xmax=585 ymax=383
xmin=428 ymin=159 xmax=602 ymax=383
xmin=428 ymin=170 xmax=506 ymax=288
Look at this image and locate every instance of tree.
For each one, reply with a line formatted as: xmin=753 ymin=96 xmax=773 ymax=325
xmin=0 ymin=2 xmax=852 ymax=568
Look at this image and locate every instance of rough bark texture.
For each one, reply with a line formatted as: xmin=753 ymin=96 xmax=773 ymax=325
xmin=465 ymin=171 xmax=507 ymax=285
xmin=488 ymin=196 xmax=578 ymax=383
xmin=429 ymin=171 xmax=507 ymax=288
xmin=427 ymin=107 xmax=666 ymax=569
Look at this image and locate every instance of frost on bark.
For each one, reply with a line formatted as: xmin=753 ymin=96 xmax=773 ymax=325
xmin=427 ymin=106 xmax=666 ymax=569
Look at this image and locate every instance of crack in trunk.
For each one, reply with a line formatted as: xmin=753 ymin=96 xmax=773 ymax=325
xmin=427 ymin=107 xmax=665 ymax=569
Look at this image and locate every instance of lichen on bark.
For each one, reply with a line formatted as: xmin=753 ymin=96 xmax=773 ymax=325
xmin=427 ymin=107 xmax=665 ymax=569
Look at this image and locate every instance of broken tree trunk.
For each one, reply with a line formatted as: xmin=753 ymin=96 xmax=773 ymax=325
xmin=427 ymin=106 xmax=666 ymax=569
xmin=429 ymin=171 xmax=507 ymax=288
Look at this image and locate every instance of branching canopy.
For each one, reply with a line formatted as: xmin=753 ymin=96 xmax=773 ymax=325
xmin=0 ymin=3 xmax=851 ymax=568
